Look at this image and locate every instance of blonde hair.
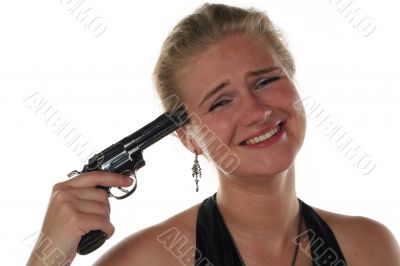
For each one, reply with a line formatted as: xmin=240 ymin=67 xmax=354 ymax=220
xmin=153 ymin=3 xmax=295 ymax=115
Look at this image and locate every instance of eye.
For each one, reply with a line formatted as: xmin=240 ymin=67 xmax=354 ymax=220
xmin=209 ymin=97 xmax=231 ymax=112
xmin=207 ymin=76 xmax=282 ymax=112
xmin=255 ymin=76 xmax=281 ymax=90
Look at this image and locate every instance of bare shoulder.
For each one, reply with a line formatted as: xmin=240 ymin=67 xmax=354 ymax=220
xmin=94 ymin=202 xmax=201 ymax=266
xmin=313 ymin=206 xmax=400 ymax=265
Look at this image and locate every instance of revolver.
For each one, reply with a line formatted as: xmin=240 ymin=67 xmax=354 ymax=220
xmin=68 ymin=105 xmax=189 ymax=255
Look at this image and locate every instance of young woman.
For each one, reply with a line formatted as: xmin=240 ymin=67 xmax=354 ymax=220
xmin=28 ymin=3 xmax=400 ymax=266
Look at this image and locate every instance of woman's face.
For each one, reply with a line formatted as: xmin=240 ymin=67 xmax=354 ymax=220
xmin=175 ymin=33 xmax=306 ymax=180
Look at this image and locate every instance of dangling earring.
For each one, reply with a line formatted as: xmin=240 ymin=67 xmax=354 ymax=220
xmin=192 ymin=150 xmax=202 ymax=192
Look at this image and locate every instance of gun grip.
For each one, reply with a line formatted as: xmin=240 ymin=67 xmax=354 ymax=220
xmin=77 ymin=185 xmax=110 ymax=255
xmin=77 ymin=230 xmax=107 ymax=255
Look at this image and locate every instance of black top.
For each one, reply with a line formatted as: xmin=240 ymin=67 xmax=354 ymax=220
xmin=195 ymin=192 xmax=347 ymax=266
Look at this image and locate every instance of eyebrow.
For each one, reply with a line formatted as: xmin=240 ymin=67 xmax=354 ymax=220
xmin=198 ymin=66 xmax=281 ymax=108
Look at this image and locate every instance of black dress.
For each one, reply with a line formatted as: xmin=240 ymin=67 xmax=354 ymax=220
xmin=195 ymin=192 xmax=347 ymax=266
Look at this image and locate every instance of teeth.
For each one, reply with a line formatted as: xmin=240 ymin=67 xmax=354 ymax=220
xmin=245 ymin=124 xmax=281 ymax=145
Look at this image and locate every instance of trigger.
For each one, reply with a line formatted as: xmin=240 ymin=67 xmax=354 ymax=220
xmin=109 ymin=170 xmax=137 ymax=199
xmin=118 ymin=170 xmax=136 ymax=192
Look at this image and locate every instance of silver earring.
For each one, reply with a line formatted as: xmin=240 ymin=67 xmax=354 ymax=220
xmin=192 ymin=150 xmax=202 ymax=192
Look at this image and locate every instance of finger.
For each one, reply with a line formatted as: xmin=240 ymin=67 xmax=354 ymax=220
xmin=51 ymin=184 xmax=112 ymax=217
xmin=77 ymin=213 xmax=115 ymax=239
xmin=74 ymin=199 xmax=110 ymax=217
xmin=71 ymin=188 xmax=111 ymax=214
xmin=70 ymin=187 xmax=110 ymax=203
xmin=67 ymin=171 xmax=133 ymax=189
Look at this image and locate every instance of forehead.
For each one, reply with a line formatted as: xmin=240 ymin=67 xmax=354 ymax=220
xmin=175 ymin=34 xmax=278 ymax=100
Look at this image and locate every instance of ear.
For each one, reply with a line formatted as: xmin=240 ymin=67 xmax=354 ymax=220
xmin=176 ymin=127 xmax=203 ymax=155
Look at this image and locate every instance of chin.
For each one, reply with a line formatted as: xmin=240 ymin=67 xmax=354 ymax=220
xmin=219 ymin=150 xmax=297 ymax=179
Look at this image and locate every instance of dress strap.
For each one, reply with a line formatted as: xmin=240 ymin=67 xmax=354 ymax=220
xmin=195 ymin=192 xmax=243 ymax=265
xmin=299 ymin=199 xmax=347 ymax=266
xmin=195 ymin=193 xmax=347 ymax=266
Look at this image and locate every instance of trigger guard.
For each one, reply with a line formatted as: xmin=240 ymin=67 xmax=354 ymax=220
xmin=109 ymin=170 xmax=137 ymax=200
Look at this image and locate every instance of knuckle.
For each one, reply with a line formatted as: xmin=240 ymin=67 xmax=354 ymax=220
xmin=52 ymin=182 xmax=65 ymax=193
xmin=52 ymin=187 xmax=70 ymax=202
xmin=59 ymin=201 xmax=77 ymax=216
xmin=107 ymin=223 xmax=115 ymax=237
xmin=98 ymin=190 xmax=110 ymax=201
xmin=99 ymin=217 xmax=110 ymax=228
xmin=96 ymin=201 xmax=108 ymax=212
xmin=92 ymin=171 xmax=108 ymax=178
xmin=102 ymin=171 xmax=124 ymax=180
xmin=62 ymin=206 xmax=83 ymax=227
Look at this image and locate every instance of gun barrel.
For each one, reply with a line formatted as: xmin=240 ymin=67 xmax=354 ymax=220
xmin=121 ymin=106 xmax=189 ymax=152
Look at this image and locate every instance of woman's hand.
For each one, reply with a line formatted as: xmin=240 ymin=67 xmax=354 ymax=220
xmin=26 ymin=171 xmax=134 ymax=266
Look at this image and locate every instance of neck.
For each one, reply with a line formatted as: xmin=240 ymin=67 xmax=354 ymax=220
xmin=216 ymin=163 xmax=300 ymax=251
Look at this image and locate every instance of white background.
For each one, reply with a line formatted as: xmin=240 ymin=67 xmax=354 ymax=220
xmin=0 ymin=0 xmax=399 ymax=265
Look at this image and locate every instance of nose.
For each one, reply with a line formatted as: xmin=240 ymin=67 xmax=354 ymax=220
xmin=238 ymin=94 xmax=272 ymax=127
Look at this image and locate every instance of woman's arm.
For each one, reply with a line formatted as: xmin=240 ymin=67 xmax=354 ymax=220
xmin=94 ymin=224 xmax=192 ymax=266
xmin=355 ymin=217 xmax=400 ymax=265
xmin=26 ymin=172 xmax=134 ymax=266
xmin=334 ymin=215 xmax=400 ymax=266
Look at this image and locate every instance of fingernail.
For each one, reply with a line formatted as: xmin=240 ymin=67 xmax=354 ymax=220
xmin=125 ymin=176 xmax=134 ymax=184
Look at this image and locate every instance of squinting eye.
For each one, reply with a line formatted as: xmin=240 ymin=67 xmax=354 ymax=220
xmin=255 ymin=76 xmax=281 ymax=90
xmin=208 ymin=76 xmax=282 ymax=112
xmin=209 ymin=98 xmax=231 ymax=112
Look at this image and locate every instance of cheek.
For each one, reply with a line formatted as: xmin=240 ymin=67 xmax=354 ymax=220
xmin=271 ymin=80 xmax=304 ymax=117
xmin=191 ymin=116 xmax=235 ymax=161
xmin=285 ymin=86 xmax=306 ymax=127
xmin=279 ymin=84 xmax=307 ymax=146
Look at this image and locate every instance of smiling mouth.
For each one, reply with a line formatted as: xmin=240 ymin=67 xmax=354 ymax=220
xmin=239 ymin=122 xmax=284 ymax=146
